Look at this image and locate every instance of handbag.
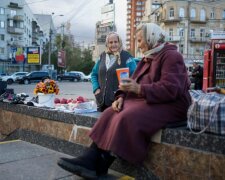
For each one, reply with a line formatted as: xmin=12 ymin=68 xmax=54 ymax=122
xmin=187 ymin=90 xmax=225 ymax=135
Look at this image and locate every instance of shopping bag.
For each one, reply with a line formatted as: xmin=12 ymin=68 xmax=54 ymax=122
xmin=187 ymin=90 xmax=225 ymax=135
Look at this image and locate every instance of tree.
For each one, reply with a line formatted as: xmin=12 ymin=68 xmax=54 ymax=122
xmin=47 ymin=33 xmax=95 ymax=74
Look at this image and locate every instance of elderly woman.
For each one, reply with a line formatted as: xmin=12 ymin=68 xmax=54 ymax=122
xmin=58 ymin=23 xmax=191 ymax=179
xmin=91 ymin=32 xmax=137 ymax=112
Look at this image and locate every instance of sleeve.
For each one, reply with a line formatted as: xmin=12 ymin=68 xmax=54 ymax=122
xmin=126 ymin=57 xmax=137 ymax=76
xmin=91 ymin=59 xmax=100 ymax=93
xmin=114 ymin=89 xmax=126 ymax=100
xmin=139 ymin=51 xmax=189 ymax=104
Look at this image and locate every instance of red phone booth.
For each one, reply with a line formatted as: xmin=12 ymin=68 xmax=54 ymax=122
xmin=203 ymin=32 xmax=225 ymax=91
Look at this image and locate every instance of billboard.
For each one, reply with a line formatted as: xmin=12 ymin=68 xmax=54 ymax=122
xmin=27 ymin=47 xmax=41 ymax=64
xmin=58 ymin=50 xmax=66 ymax=68
xmin=10 ymin=47 xmax=25 ymax=63
xmin=101 ymin=4 xmax=114 ymax=13
xmin=101 ymin=3 xmax=115 ymax=27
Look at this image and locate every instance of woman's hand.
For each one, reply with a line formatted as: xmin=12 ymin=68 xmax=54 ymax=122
xmin=112 ymin=97 xmax=124 ymax=112
xmin=94 ymin=89 xmax=100 ymax=95
xmin=119 ymin=78 xmax=141 ymax=95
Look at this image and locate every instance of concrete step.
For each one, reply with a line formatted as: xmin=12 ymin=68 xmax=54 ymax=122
xmin=0 ymin=140 xmax=134 ymax=180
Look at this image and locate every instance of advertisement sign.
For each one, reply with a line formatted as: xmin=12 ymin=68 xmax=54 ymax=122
xmin=211 ymin=32 xmax=225 ymax=40
xmin=101 ymin=3 xmax=114 ymax=26
xmin=15 ymin=47 xmax=25 ymax=62
xmin=27 ymin=47 xmax=40 ymax=64
xmin=101 ymin=4 xmax=114 ymax=13
xmin=58 ymin=50 xmax=66 ymax=68
xmin=101 ymin=11 xmax=114 ymax=24
xmin=10 ymin=47 xmax=25 ymax=63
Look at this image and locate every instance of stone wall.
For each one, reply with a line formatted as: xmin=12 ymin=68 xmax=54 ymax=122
xmin=1 ymin=102 xmax=225 ymax=179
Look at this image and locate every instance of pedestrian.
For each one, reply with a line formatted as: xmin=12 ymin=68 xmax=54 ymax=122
xmin=57 ymin=23 xmax=191 ymax=179
xmin=192 ymin=62 xmax=203 ymax=90
xmin=91 ymin=32 xmax=137 ymax=112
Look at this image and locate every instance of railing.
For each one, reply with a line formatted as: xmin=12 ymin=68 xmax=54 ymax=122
xmin=7 ymin=15 xmax=24 ymax=21
xmin=168 ymin=36 xmax=181 ymax=42
xmin=161 ymin=17 xmax=181 ymax=23
xmin=7 ymin=27 xmax=24 ymax=35
xmin=190 ymin=17 xmax=207 ymax=24
xmin=189 ymin=37 xmax=208 ymax=43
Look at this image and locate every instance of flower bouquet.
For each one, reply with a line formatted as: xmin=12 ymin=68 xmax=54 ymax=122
xmin=34 ymin=79 xmax=59 ymax=108
xmin=34 ymin=79 xmax=59 ymax=95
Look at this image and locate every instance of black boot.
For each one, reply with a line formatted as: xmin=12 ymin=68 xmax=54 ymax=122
xmin=57 ymin=143 xmax=100 ymax=179
xmin=97 ymin=150 xmax=116 ymax=176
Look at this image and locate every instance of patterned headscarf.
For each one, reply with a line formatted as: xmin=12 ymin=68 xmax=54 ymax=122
xmin=105 ymin=32 xmax=123 ymax=65
xmin=136 ymin=23 xmax=168 ymax=58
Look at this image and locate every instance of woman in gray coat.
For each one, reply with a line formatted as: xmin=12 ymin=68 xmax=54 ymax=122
xmin=58 ymin=23 xmax=191 ymax=179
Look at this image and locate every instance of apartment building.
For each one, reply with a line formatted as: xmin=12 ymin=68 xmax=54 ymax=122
xmin=92 ymin=1 xmax=116 ymax=62
xmin=138 ymin=0 xmax=225 ymax=60
xmin=0 ymin=0 xmax=50 ymax=73
xmin=126 ymin=0 xmax=146 ymax=56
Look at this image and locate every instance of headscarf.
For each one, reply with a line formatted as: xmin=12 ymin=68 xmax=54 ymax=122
xmin=105 ymin=32 xmax=123 ymax=65
xmin=136 ymin=23 xmax=168 ymax=58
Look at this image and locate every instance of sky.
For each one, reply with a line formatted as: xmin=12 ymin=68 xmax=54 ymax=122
xmin=26 ymin=0 xmax=127 ymax=45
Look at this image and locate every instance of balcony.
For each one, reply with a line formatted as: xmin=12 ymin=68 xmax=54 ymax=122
xmin=168 ymin=36 xmax=181 ymax=42
xmin=190 ymin=18 xmax=207 ymax=24
xmin=8 ymin=2 xmax=23 ymax=9
xmin=7 ymin=27 xmax=24 ymax=35
xmin=161 ymin=17 xmax=181 ymax=24
xmin=32 ymin=33 xmax=39 ymax=41
xmin=97 ymin=38 xmax=105 ymax=43
xmin=7 ymin=15 xmax=24 ymax=21
xmin=189 ymin=37 xmax=208 ymax=43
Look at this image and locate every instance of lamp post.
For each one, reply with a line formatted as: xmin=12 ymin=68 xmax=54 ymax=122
xmin=48 ymin=13 xmax=64 ymax=78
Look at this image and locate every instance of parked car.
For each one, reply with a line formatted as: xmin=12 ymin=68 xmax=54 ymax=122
xmin=70 ymin=71 xmax=90 ymax=81
xmin=19 ymin=71 xmax=50 ymax=84
xmin=0 ymin=73 xmax=8 ymax=77
xmin=85 ymin=73 xmax=91 ymax=82
xmin=0 ymin=72 xmax=28 ymax=85
xmin=57 ymin=72 xmax=81 ymax=82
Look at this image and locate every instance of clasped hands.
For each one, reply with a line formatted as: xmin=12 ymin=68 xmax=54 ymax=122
xmin=112 ymin=78 xmax=141 ymax=112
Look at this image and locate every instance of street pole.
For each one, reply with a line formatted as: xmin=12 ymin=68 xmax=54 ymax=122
xmin=48 ymin=13 xmax=64 ymax=78
xmin=187 ymin=0 xmax=191 ymax=58
xmin=48 ymin=29 xmax=52 ymax=78
xmin=61 ymin=24 xmax=65 ymax=49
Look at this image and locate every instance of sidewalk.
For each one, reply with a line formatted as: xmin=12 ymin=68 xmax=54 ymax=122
xmin=0 ymin=140 xmax=125 ymax=180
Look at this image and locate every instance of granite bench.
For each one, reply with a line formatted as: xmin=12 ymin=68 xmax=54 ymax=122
xmin=0 ymin=102 xmax=225 ymax=179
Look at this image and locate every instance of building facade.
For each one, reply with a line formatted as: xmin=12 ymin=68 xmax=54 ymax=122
xmin=126 ymin=0 xmax=146 ymax=56
xmin=0 ymin=0 xmax=52 ymax=73
xmin=92 ymin=1 xmax=116 ymax=62
xmin=137 ymin=0 xmax=225 ymax=60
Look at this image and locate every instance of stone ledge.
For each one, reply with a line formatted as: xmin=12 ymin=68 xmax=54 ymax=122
xmin=0 ymin=102 xmax=100 ymax=127
xmin=1 ymin=102 xmax=225 ymax=179
xmin=1 ymin=102 xmax=224 ymax=156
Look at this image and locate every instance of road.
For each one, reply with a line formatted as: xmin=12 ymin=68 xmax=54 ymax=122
xmin=8 ymin=81 xmax=95 ymax=100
